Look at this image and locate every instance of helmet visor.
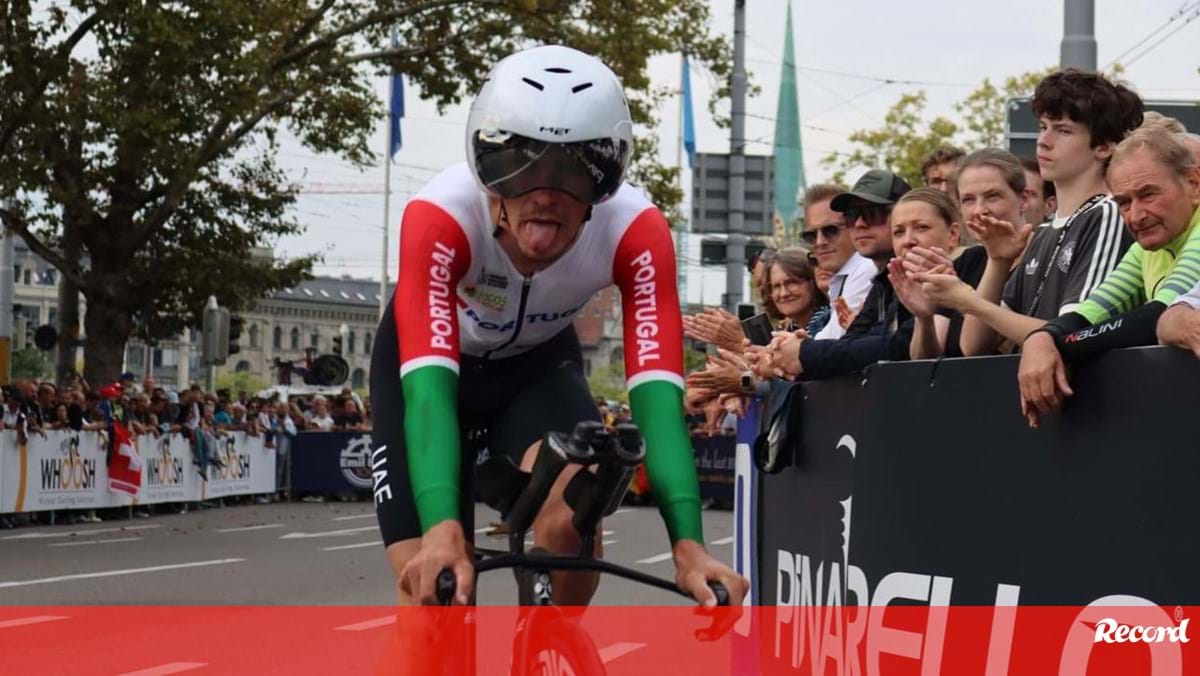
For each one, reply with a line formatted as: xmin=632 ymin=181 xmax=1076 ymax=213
xmin=472 ymin=132 xmax=627 ymax=204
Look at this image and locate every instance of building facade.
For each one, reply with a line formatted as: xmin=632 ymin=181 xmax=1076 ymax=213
xmin=215 ymin=277 xmax=389 ymax=390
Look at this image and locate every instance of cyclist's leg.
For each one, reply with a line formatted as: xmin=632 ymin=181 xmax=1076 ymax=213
xmin=522 ymin=444 xmax=603 ymax=605
xmin=488 ymin=337 xmax=603 ymax=605
xmin=371 ymin=293 xmax=475 ymax=605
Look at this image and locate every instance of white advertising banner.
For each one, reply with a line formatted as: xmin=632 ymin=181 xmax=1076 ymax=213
xmin=0 ymin=429 xmax=275 ymax=512
xmin=196 ymin=431 xmax=275 ymax=500
xmin=0 ymin=430 xmax=111 ymax=512
xmin=137 ymin=433 xmax=199 ymax=505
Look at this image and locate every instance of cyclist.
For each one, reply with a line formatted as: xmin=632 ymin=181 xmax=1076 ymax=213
xmin=370 ymin=45 xmax=749 ymax=607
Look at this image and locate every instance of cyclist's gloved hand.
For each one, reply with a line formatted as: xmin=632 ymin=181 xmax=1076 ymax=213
xmin=399 ymin=520 xmax=474 ymax=605
xmin=671 ymin=539 xmax=749 ymax=608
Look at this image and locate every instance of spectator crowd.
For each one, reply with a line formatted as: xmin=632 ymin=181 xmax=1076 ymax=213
xmin=0 ymin=372 xmax=372 ymax=528
xmin=683 ymin=69 xmax=1200 ymax=435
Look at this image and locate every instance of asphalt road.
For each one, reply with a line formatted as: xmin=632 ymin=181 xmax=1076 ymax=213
xmin=0 ymin=499 xmax=736 ymax=606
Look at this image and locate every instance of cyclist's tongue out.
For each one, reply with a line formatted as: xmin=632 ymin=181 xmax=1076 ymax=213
xmin=523 ymin=220 xmax=559 ymax=255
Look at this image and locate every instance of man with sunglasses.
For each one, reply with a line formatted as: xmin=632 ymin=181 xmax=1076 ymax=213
xmin=370 ymin=45 xmax=746 ymax=608
xmin=800 ymin=184 xmax=875 ymax=340
xmin=762 ymin=170 xmax=914 ymax=379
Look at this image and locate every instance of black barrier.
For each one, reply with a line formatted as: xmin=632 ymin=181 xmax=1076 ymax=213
xmin=694 ymin=435 xmax=736 ymax=505
xmin=290 ymin=431 xmax=375 ymax=494
xmin=758 ymin=346 xmax=1200 ymax=607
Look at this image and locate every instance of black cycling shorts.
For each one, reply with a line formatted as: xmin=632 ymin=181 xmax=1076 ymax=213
xmin=370 ymin=292 xmax=601 ymax=547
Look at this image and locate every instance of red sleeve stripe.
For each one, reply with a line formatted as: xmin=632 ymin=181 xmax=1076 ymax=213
xmin=394 ymin=200 xmax=472 ymax=376
xmin=612 ymin=207 xmax=685 ymax=383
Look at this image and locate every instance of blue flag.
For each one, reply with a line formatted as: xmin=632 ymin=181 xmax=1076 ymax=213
xmin=682 ymin=54 xmax=696 ymax=168
xmin=389 ymin=71 xmax=404 ymax=160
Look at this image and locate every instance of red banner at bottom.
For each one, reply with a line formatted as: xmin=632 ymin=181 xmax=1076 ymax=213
xmin=1 ymin=605 xmax=1197 ymax=675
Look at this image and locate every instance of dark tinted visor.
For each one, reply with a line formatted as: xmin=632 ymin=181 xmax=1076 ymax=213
xmin=472 ymin=132 xmax=626 ymax=204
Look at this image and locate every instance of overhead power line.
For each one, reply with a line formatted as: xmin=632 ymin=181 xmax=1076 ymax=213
xmin=1104 ymin=1 xmax=1200 ymax=69
xmin=1121 ymin=3 xmax=1200 ymax=68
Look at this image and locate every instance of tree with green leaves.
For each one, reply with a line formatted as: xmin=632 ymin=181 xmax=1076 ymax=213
xmin=955 ymin=69 xmax=1053 ymax=148
xmin=216 ymin=370 xmax=269 ymax=399
xmin=824 ymin=92 xmax=958 ymax=187
xmin=11 ymin=346 xmax=51 ymax=379
xmin=0 ymin=1 xmax=731 ymax=386
xmin=824 ymin=69 xmax=1052 ymax=186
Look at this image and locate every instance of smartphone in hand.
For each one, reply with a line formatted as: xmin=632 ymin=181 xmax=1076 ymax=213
xmin=740 ymin=312 xmax=774 ymax=347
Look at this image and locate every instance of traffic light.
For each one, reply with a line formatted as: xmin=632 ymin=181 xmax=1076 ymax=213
xmin=332 ymin=335 xmax=343 ymax=356
xmin=201 ymin=297 xmax=230 ymax=365
xmin=228 ymin=314 xmax=244 ymax=356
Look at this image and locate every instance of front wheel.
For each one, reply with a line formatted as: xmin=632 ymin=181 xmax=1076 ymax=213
xmin=512 ymin=607 xmax=606 ymax=676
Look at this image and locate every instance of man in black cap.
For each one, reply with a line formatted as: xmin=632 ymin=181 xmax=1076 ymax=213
xmin=760 ymin=169 xmax=913 ymax=380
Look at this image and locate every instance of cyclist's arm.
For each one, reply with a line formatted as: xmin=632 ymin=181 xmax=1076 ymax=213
xmin=393 ymin=200 xmax=472 ymax=538
xmin=612 ymin=207 xmax=703 ymax=546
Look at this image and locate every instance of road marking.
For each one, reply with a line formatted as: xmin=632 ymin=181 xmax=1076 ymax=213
xmin=322 ymin=541 xmax=379 ymax=552
xmin=331 ymin=514 xmax=376 ymax=522
xmin=0 ymin=615 xmax=69 ymax=629
xmin=217 ymin=524 xmax=283 ymax=533
xmin=0 ymin=559 xmax=244 ymax=590
xmin=49 ymin=537 xmax=142 ymax=548
xmin=2 ymin=525 xmax=160 ymax=540
xmin=598 ymin=642 xmax=646 ymax=664
xmin=474 ymin=527 xmax=495 ymax=534
xmin=711 ymin=536 xmax=735 ymax=546
xmin=335 ymin=615 xmax=395 ymax=632
xmin=635 ymin=552 xmax=673 ymax=565
xmin=602 ymin=530 xmax=614 ymax=536
xmin=117 ymin=662 xmax=207 ymax=676
xmin=609 ymin=509 xmax=632 ymax=517
xmin=279 ymin=525 xmax=376 ymax=539
xmin=602 ymin=539 xmax=617 ymax=546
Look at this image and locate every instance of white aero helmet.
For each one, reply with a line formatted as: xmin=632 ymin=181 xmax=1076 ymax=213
xmin=466 ymin=45 xmax=634 ymax=205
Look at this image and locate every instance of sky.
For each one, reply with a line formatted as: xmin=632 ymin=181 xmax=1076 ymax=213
xmin=274 ymin=0 xmax=1200 ymax=307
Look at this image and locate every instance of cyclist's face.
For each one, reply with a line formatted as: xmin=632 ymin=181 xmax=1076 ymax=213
xmin=494 ymin=189 xmax=589 ymax=266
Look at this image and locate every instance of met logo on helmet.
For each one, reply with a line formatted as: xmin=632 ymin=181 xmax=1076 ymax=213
xmin=539 ymin=126 xmax=571 ymax=136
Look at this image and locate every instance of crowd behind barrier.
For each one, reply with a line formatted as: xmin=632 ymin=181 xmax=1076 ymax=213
xmin=0 ymin=429 xmax=273 ymax=512
xmin=0 ymin=372 xmax=373 ymax=528
xmin=0 ymin=366 xmax=736 ymax=527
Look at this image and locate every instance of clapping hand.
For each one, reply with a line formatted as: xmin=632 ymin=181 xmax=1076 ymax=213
xmin=967 ymin=214 xmax=1032 ymax=263
xmin=683 ymin=308 xmax=746 ymax=354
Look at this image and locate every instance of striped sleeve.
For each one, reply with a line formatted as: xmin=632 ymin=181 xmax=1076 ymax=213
xmin=1154 ymin=219 xmax=1200 ymax=303
xmin=1062 ymin=199 xmax=1129 ymax=316
xmin=1075 ymin=245 xmax=1146 ymax=324
xmin=395 ymin=199 xmax=472 ymax=533
xmin=612 ymin=207 xmax=702 ymax=545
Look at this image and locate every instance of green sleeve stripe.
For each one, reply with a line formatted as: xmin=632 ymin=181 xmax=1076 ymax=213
xmin=1173 ymin=260 xmax=1200 ymax=276
xmin=1162 ymin=282 xmax=1194 ymax=297
xmin=1078 ymin=296 xmax=1120 ymax=323
xmin=1107 ymin=269 xmax=1141 ymax=286
xmin=400 ymin=364 xmax=462 ymax=533
xmin=629 ymin=379 xmax=703 ymax=545
xmin=1078 ymin=246 xmax=1145 ymax=323
xmin=1158 ymin=269 xmax=1200 ymax=305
